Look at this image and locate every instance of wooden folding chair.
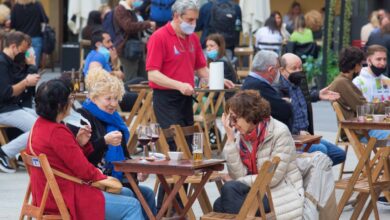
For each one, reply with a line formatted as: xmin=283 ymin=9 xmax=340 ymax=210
xmin=19 ymin=151 xmax=70 ymax=220
xmin=201 ymin=157 xmax=280 ymax=220
xmin=0 ymin=124 xmax=9 ymax=146
xmin=335 ymin=138 xmax=390 ymax=220
xmin=332 ymin=102 xmax=353 ymax=180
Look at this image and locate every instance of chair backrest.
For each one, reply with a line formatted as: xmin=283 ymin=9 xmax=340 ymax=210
xmin=331 ymin=101 xmax=348 ymax=143
xmin=162 ymin=123 xmax=214 ymax=159
xmin=236 ymin=156 xmax=280 ymax=219
xmin=20 ymin=151 xmax=70 ymax=220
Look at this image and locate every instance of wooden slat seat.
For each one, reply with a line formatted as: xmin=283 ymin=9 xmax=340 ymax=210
xmin=336 ymin=177 xmax=390 ymax=193
xmin=202 ymin=211 xmax=275 ymax=220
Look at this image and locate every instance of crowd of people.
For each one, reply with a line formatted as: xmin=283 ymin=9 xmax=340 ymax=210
xmin=1 ymin=0 xmax=390 ymax=219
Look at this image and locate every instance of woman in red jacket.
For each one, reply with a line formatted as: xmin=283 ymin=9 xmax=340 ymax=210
xmin=27 ymin=79 xmax=144 ymax=220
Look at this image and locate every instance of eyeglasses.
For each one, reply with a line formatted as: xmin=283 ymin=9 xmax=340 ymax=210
xmin=229 ymin=112 xmax=238 ymax=124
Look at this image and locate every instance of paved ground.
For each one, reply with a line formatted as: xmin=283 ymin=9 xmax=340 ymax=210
xmin=1 ymin=70 xmax=390 ymax=219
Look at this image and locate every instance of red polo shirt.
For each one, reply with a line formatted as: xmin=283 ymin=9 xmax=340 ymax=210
xmin=146 ymin=23 xmax=207 ymax=90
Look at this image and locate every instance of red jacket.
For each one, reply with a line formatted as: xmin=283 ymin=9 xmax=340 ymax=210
xmin=26 ymin=117 xmax=107 ymax=220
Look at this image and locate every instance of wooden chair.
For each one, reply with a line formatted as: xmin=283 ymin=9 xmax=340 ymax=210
xmin=335 ymin=138 xmax=390 ymax=220
xmin=332 ymin=102 xmax=353 ymax=180
xmin=234 ymin=47 xmax=254 ymax=80
xmin=19 ymin=151 xmax=70 ymax=220
xmin=0 ymin=124 xmax=9 ymax=146
xmin=154 ymin=124 xmax=224 ymax=219
xmin=201 ymin=157 xmax=280 ymax=220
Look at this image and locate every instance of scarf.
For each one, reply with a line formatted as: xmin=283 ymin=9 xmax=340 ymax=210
xmin=82 ymin=99 xmax=130 ymax=180
xmin=239 ymin=118 xmax=269 ymax=175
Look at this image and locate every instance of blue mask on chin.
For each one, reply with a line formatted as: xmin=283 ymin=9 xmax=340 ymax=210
xmin=133 ymin=0 xmax=143 ymax=8
xmin=206 ymin=49 xmax=218 ymax=60
xmin=97 ymin=46 xmax=110 ymax=63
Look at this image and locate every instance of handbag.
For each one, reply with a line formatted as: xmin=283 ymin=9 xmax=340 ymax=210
xmin=124 ymin=39 xmax=145 ymax=60
xmin=28 ymin=124 xmax=122 ymax=194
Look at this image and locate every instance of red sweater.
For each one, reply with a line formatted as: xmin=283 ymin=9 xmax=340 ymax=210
xmin=26 ymin=117 xmax=107 ymax=220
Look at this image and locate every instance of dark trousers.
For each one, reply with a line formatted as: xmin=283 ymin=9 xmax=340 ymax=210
xmin=153 ymin=89 xmax=194 ymax=212
xmin=213 ymin=181 xmax=270 ymax=215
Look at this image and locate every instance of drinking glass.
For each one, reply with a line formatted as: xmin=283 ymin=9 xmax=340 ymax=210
xmin=192 ymin=132 xmax=203 ymax=162
xmin=365 ymin=103 xmax=374 ymax=121
xmin=385 ymin=107 xmax=390 ymax=122
xmin=356 ymin=105 xmax=366 ymax=122
xmin=149 ymin=123 xmax=160 ymax=158
xmin=137 ymin=124 xmax=152 ymax=162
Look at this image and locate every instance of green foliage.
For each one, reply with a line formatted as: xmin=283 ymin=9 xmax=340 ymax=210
xmin=326 ymin=50 xmax=339 ymax=85
xmin=303 ymin=51 xmax=339 ymax=86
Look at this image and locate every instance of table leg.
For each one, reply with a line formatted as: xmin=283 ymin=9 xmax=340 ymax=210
xmin=180 ymin=171 xmax=212 ymax=217
xmin=123 ymin=172 xmax=156 ymax=220
xmin=156 ymin=174 xmax=186 ymax=220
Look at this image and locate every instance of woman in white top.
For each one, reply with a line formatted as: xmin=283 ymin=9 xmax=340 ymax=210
xmin=361 ymin=11 xmax=380 ymax=42
xmin=255 ymin=11 xmax=289 ymax=54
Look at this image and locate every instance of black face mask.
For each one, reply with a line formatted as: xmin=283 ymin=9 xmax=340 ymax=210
xmin=352 ymin=71 xmax=359 ymax=79
xmin=288 ymin=71 xmax=305 ymax=86
xmin=370 ymin=64 xmax=387 ymax=77
xmin=14 ymin=52 xmax=25 ymax=64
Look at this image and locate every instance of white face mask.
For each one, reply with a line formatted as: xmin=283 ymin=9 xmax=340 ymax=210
xmin=272 ymin=69 xmax=281 ymax=85
xmin=179 ymin=18 xmax=196 ymax=35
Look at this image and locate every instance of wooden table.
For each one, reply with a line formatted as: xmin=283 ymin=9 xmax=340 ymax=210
xmin=113 ymin=159 xmax=225 ymax=220
xmin=292 ymin=134 xmax=322 ymax=152
xmin=339 ymin=118 xmax=390 ymax=218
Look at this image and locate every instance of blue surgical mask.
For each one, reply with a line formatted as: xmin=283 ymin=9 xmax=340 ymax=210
xmin=206 ymin=49 xmax=218 ymax=60
xmin=97 ymin=46 xmax=110 ymax=63
xmin=179 ymin=19 xmax=196 ymax=35
xmin=133 ymin=0 xmax=143 ymax=8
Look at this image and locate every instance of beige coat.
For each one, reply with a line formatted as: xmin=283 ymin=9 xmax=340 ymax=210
xmin=223 ymin=117 xmax=304 ymax=220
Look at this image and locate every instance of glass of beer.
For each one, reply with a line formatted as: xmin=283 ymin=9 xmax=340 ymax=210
xmin=385 ymin=107 xmax=390 ymax=122
xmin=192 ymin=132 xmax=203 ymax=162
xmin=365 ymin=103 xmax=374 ymax=121
xmin=356 ymin=105 xmax=366 ymax=122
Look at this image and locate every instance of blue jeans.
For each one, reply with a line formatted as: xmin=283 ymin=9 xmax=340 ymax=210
xmin=130 ymin=185 xmax=157 ymax=220
xmin=103 ymin=187 xmax=144 ymax=220
xmin=308 ymin=139 xmax=346 ymax=166
xmin=31 ymin=37 xmax=43 ymax=67
xmin=360 ymin=130 xmax=390 ymax=143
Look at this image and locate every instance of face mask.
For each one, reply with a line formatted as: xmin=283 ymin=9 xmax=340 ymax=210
xmin=288 ymin=71 xmax=305 ymax=86
xmin=133 ymin=0 xmax=143 ymax=8
xmin=352 ymin=71 xmax=359 ymax=79
xmin=370 ymin=64 xmax=387 ymax=77
xmin=206 ymin=49 xmax=218 ymax=60
xmin=179 ymin=19 xmax=196 ymax=35
xmin=272 ymin=70 xmax=281 ymax=85
xmin=97 ymin=46 xmax=110 ymax=63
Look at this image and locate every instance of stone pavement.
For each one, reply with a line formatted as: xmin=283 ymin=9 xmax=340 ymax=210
xmin=1 ymin=71 xmax=390 ymax=219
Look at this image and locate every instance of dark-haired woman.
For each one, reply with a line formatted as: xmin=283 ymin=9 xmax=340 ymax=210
xmin=27 ymin=79 xmax=144 ymax=220
xmin=255 ymin=12 xmax=288 ymax=54
xmin=82 ymin=10 xmax=103 ymax=40
xmin=213 ymin=90 xmax=304 ymax=219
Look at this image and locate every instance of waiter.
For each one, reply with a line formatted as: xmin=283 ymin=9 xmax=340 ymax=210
xmin=146 ymin=0 xmax=234 ymax=150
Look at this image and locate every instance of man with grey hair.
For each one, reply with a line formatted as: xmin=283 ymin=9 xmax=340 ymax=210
xmin=146 ymin=0 xmax=233 ymax=149
xmin=241 ymin=50 xmax=293 ymax=129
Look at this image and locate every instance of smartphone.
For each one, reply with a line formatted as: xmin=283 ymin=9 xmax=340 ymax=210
xmin=38 ymin=70 xmax=47 ymax=76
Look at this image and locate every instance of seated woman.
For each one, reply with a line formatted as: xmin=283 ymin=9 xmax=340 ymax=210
xmin=69 ymin=68 xmax=156 ymax=218
xmin=28 ymin=79 xmax=143 ymax=219
xmin=205 ymin=33 xmax=239 ymax=84
xmin=255 ymin=11 xmax=288 ymax=54
xmin=290 ymin=15 xmax=314 ymax=44
xmin=214 ymin=90 xmax=304 ymax=219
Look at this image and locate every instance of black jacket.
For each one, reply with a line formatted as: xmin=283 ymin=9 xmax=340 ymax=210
xmin=242 ymin=75 xmax=293 ymax=130
xmin=11 ymin=2 xmax=48 ymax=37
xmin=68 ymin=108 xmax=130 ymax=167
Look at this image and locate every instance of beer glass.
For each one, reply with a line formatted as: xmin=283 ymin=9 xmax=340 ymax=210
xmin=365 ymin=103 xmax=374 ymax=121
xmin=192 ymin=132 xmax=203 ymax=162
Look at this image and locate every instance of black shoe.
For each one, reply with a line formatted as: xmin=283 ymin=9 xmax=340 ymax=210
xmin=0 ymin=153 xmax=16 ymax=173
xmin=378 ymin=196 xmax=390 ymax=206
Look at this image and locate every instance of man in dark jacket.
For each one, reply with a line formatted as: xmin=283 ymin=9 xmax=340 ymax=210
xmin=241 ymin=50 xmax=293 ymax=129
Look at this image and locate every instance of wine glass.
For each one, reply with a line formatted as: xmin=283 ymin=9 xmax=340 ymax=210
xmin=149 ymin=123 xmax=160 ymax=158
xmin=137 ymin=124 xmax=152 ymax=162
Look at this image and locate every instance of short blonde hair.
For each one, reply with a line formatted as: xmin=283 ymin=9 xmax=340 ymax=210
xmin=86 ymin=68 xmax=125 ymax=101
xmin=16 ymin=0 xmax=36 ymax=5
xmin=304 ymin=10 xmax=323 ymax=32
xmin=0 ymin=4 xmax=10 ymax=25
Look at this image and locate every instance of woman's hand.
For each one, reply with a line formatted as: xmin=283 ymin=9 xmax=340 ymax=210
xmin=76 ymin=125 xmax=92 ymax=147
xmin=104 ymin=130 xmax=123 ymax=146
xmin=137 ymin=173 xmax=149 ymax=182
xmin=222 ymin=113 xmax=235 ymax=143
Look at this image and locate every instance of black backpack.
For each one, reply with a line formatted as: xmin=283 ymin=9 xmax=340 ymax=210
xmin=42 ymin=25 xmax=56 ymax=54
xmin=209 ymin=0 xmax=237 ymax=48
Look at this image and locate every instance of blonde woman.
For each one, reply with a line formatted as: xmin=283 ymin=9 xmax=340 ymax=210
xmin=69 ymin=68 xmax=156 ymax=219
xmin=304 ymin=10 xmax=323 ymax=40
xmin=361 ymin=11 xmax=380 ymax=42
xmin=11 ymin=0 xmax=48 ymax=67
